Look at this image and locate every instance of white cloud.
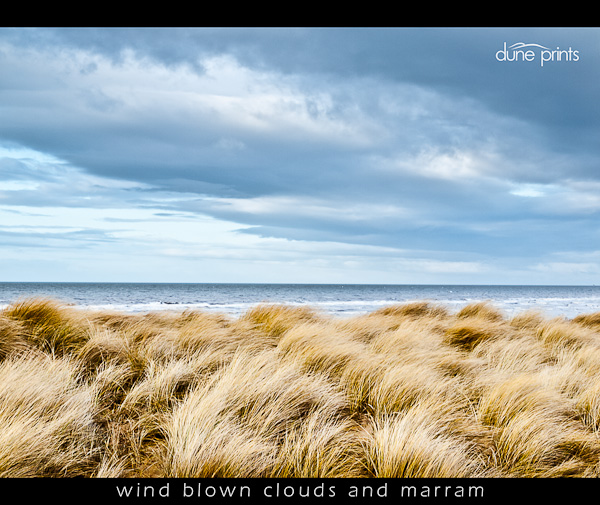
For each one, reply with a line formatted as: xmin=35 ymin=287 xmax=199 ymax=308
xmin=509 ymin=183 xmax=550 ymax=198
xmin=0 ymin=180 xmax=41 ymax=192
xmin=204 ymin=195 xmax=412 ymax=222
xmin=413 ymin=149 xmax=489 ymax=180
xmin=507 ymin=180 xmax=600 ymax=215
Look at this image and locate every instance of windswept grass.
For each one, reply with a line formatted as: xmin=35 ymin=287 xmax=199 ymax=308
xmin=2 ymin=296 xmax=600 ymax=477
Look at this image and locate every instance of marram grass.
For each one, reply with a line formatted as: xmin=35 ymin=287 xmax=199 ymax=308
xmin=2 ymin=298 xmax=600 ymax=477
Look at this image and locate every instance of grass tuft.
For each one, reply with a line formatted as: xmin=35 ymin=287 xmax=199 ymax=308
xmin=1 ymin=296 xmax=600 ymax=477
xmin=4 ymin=298 xmax=90 ymax=356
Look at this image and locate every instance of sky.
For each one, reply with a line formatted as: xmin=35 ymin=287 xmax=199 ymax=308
xmin=1 ymin=27 xmax=599 ymax=284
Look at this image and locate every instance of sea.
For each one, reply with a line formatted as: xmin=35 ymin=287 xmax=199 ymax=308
xmin=1 ymin=283 xmax=600 ymax=319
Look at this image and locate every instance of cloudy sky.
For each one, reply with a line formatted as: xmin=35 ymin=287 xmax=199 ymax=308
xmin=1 ymin=27 xmax=599 ymax=284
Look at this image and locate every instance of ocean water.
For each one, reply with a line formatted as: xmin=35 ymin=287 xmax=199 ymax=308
xmin=1 ymin=283 xmax=600 ymax=319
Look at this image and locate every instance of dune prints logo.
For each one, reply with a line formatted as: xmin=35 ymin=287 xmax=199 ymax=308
xmin=496 ymin=42 xmax=580 ymax=66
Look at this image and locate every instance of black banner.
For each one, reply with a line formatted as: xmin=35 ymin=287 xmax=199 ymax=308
xmin=1 ymin=477 xmax=596 ymax=504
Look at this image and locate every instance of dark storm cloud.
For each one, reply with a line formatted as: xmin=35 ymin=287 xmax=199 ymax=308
xmin=8 ymin=26 xmax=596 ymax=160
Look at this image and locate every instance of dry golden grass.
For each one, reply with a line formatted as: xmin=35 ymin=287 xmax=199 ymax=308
xmin=2 ymin=297 xmax=600 ymax=477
